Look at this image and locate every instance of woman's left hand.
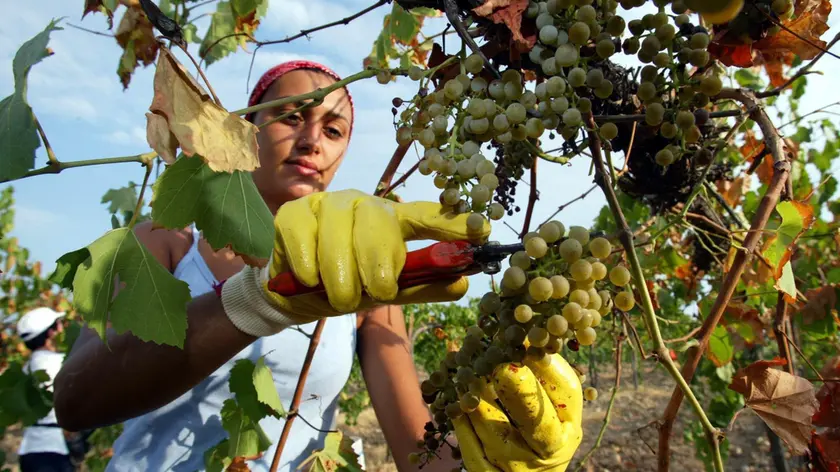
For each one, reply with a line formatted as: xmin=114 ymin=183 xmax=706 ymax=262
xmin=452 ymin=353 xmax=584 ymax=472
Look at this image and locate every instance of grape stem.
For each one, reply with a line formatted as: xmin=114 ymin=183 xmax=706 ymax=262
xmin=0 ymin=152 xmax=157 ymax=185
xmin=657 ymin=88 xmax=791 ymax=472
xmin=127 ymin=162 xmax=153 ymax=229
xmin=583 ymin=113 xmax=725 ymax=472
xmin=520 ymin=160 xmax=538 ymax=238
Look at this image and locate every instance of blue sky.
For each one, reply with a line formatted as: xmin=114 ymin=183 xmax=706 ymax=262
xmin=1 ymin=0 xmax=838 ymax=302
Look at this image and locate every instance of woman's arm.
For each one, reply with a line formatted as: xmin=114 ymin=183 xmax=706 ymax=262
xmin=53 ymin=222 xmax=257 ymax=432
xmin=356 ymin=305 xmax=461 ymax=471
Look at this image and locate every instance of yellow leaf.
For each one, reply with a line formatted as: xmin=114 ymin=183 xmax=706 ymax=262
xmin=145 ymin=112 xmax=178 ymax=164
xmin=146 ymin=48 xmax=260 ymax=173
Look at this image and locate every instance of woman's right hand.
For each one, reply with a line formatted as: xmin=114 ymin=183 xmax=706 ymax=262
xmin=220 ymin=189 xmax=491 ymax=337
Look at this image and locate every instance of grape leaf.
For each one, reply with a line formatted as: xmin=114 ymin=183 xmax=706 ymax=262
xmin=471 ymin=0 xmax=535 ymax=52
xmin=101 ymin=184 xmax=139 ymax=215
xmin=199 ymin=1 xmax=238 ymax=66
xmin=0 ymin=19 xmax=61 ymax=182
xmin=707 ymin=325 xmax=734 ymax=367
xmin=48 ymin=247 xmax=91 ymax=289
xmin=204 ymin=439 xmax=232 ymax=472
xmin=363 ymin=2 xmax=436 ymax=69
xmin=761 ymin=201 xmax=814 ymax=300
xmin=775 ymin=260 xmax=797 ymax=302
xmin=729 ymin=359 xmax=818 ymax=454
xmin=230 ymin=0 xmax=268 ymax=48
xmin=0 ymin=362 xmax=53 ymax=430
xmin=71 ymin=227 xmax=191 ymax=347
xmin=298 ymin=431 xmax=363 ymax=472
xmin=229 ymin=358 xmax=284 ymax=421
xmin=115 ymin=4 xmax=159 ymax=89
xmin=146 ymin=48 xmax=260 ymax=173
xmin=82 ymin=0 xmax=119 ymax=28
xmin=149 ymin=155 xmax=274 ymax=264
xmin=220 ymin=398 xmax=272 ymax=460
xmin=794 ymin=284 xmax=839 ymax=339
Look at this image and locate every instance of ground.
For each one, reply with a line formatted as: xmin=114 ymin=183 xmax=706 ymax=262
xmin=2 ymin=365 xmax=795 ymax=471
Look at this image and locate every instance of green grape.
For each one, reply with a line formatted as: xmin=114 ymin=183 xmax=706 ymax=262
xmin=430 ymin=370 xmax=447 ymax=387
xmin=442 ymin=188 xmax=460 ymax=206
xmin=433 ymin=175 xmax=448 ymax=191
xmin=540 ymin=24 xmax=559 ymax=45
xmin=573 ymin=310 xmax=593 ymax=330
xmin=700 ymin=75 xmax=723 ymax=96
xmin=488 ymin=202 xmax=505 ymax=220
xmin=421 ymin=379 xmax=438 ymax=395
xmin=570 ymin=259 xmax=593 ymax=282
xmin=559 ymin=238 xmax=583 ymax=262
xmin=470 ymin=184 xmax=491 ymax=204
xmin=528 ymin=326 xmax=550 ymax=347
xmin=514 ymin=304 xmax=534 ymax=323
xmin=641 ymin=36 xmax=661 ymax=56
xmin=598 ymin=290 xmax=612 ymax=308
xmin=685 ymin=125 xmax=701 ymax=143
xmin=578 ymin=98 xmax=592 ymax=114
xmin=584 ymin=386 xmax=598 ymax=401
xmin=547 ymin=315 xmax=569 ymax=337
xmin=525 ymin=236 xmax=549 ymax=258
xmin=503 ymin=266 xmax=527 ymax=289
xmin=502 ymin=69 xmax=521 ymax=83
xmin=504 ymin=81 xmax=523 ymax=100
xmin=690 ymin=32 xmax=710 ymax=49
xmin=529 ymin=277 xmax=554 ymax=302
xmin=609 ymin=265 xmax=631 ymax=286
xmin=562 ymin=302 xmax=583 ymax=323
xmin=555 ymin=44 xmax=579 ymax=67
xmin=444 ymin=80 xmax=464 ymax=100
xmin=523 ymin=232 xmax=540 ymax=244
xmin=445 ymin=402 xmax=464 ymax=419
xmin=655 ymin=24 xmax=676 ymax=42
xmin=525 ymin=346 xmax=547 ymax=364
xmin=690 ymin=50 xmax=709 ymax=67
xmin=541 ymin=57 xmax=559 ymax=76
xmin=569 ymin=226 xmax=590 ymax=245
xmin=472 ymin=77 xmax=488 ymax=94
xmin=488 ymin=80 xmax=505 ymax=99
xmin=599 ymin=123 xmax=618 ymax=141
xmin=457 ymin=159 xmax=476 ymax=180
xmin=636 ymin=82 xmax=656 ymax=102
xmin=476 ymin=159 xmax=496 ymax=178
xmin=505 ymin=325 xmax=527 ymax=346
xmin=628 ymin=19 xmax=645 ymax=35
xmin=493 ymin=114 xmax=510 ymax=133
xmin=567 ymin=68 xmax=586 ymax=89
xmin=569 ymin=22 xmax=590 ymax=45
xmin=589 ymin=237 xmax=611 ymax=259
xmin=655 ymin=148 xmax=675 ymax=166
xmin=525 ymin=118 xmax=545 ymax=138
xmin=596 ymin=38 xmax=616 ymax=58
xmin=445 ymin=351 xmax=458 ymax=369
xmin=470 ymin=117 xmax=490 ymax=134
xmin=506 ymin=103 xmax=527 ymax=124
xmin=563 ymin=108 xmax=582 ymax=127
xmin=595 ymin=81 xmax=613 ymax=99
xmin=551 ymin=97 xmax=570 ymax=114
xmin=546 ymin=76 xmax=567 ymax=97
xmin=660 ymin=122 xmax=677 ymax=139
xmin=676 ymin=110 xmax=695 ymax=129
xmin=460 ymin=392 xmax=481 ymax=412
xmin=606 ymin=16 xmax=625 ymax=35
xmin=589 ymin=309 xmax=602 ymax=327
xmin=577 ymin=327 xmax=597 ymax=346
xmin=485 ymin=346 xmax=505 ymax=366
xmin=569 ymin=289 xmax=590 ymax=307
xmin=615 ymin=291 xmax=636 ymax=311
xmin=418 ymin=160 xmax=432 ymax=176
xmin=465 ymin=54 xmax=484 ymax=74
xmin=653 ymin=52 xmax=671 ymax=68
xmin=550 ymin=275 xmax=571 ymax=299
xmin=428 ymin=103 xmax=444 ymax=117
xmin=538 ymin=222 xmax=562 ymax=243
xmin=481 ymin=173 xmax=500 ymax=190
xmin=645 ymin=103 xmax=665 ymax=126
xmin=520 ymin=91 xmax=537 ymax=109
xmin=510 ymin=250 xmax=532 ymax=270
xmin=479 ymin=316 xmax=499 ymax=337
xmin=591 ymin=261 xmax=607 ymax=280
xmin=586 ymin=69 xmax=604 ymax=88
xmin=576 ymin=4 xmax=597 ymax=21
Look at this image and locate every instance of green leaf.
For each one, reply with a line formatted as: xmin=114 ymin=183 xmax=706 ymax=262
xmin=71 ymin=227 xmax=191 ymax=347
xmin=220 ymin=399 xmax=272 ymax=459
xmin=199 ymin=1 xmax=238 ymax=66
xmin=763 ymin=201 xmax=811 ymax=269
xmin=792 ymin=126 xmax=812 ymax=146
xmin=48 ymin=247 xmax=91 ymax=289
xmin=734 ymin=69 xmax=762 ymax=90
xmin=775 ymin=261 xmax=796 ymax=300
xmin=182 ymin=23 xmax=199 ymax=44
xmin=298 ymin=431 xmax=363 ymax=472
xmin=707 ymin=325 xmax=733 ymax=367
xmin=228 ymin=358 xmax=283 ymax=421
xmin=101 ymin=184 xmax=138 ymax=215
xmin=204 ymin=439 xmax=232 ymax=472
xmin=820 ymin=176 xmax=837 ymax=205
xmin=150 ymin=156 xmax=274 ymax=261
xmin=111 ymin=214 xmax=121 ymax=229
xmin=0 ymin=19 xmax=62 ymax=182
xmin=791 ymin=76 xmax=807 ymax=100
xmin=0 ymin=362 xmax=53 ymax=430
xmin=390 ymin=3 xmax=419 ymax=43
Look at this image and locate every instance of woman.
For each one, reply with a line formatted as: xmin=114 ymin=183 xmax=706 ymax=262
xmin=51 ymin=61 xmax=477 ymax=472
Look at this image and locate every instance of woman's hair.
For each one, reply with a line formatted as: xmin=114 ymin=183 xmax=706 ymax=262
xmin=245 ymin=61 xmax=355 ymax=135
xmin=23 ymin=319 xmax=60 ymax=351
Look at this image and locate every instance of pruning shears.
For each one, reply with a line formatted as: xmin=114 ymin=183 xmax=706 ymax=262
xmin=267 ymin=240 xmax=524 ymax=297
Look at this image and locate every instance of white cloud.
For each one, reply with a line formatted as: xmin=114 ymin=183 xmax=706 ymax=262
xmin=31 ymin=95 xmax=99 ymax=122
xmin=14 ymin=204 xmax=65 ymax=228
xmin=104 ymin=126 xmax=147 ymax=147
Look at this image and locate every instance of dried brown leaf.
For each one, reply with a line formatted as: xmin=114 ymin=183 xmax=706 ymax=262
xmin=471 ymin=0 xmax=535 ymax=51
xmin=146 ymin=48 xmax=259 ymax=173
xmin=717 ymin=176 xmax=750 ymax=207
xmin=729 ymin=359 xmax=819 ymax=454
xmin=115 ymin=5 xmax=160 ymax=89
xmin=798 ymin=284 xmax=838 ymax=327
xmin=145 ymin=112 xmax=178 ymax=164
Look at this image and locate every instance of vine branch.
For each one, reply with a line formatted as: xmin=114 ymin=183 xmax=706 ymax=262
xmin=520 ymin=160 xmax=538 ymax=238
xmin=657 ymin=88 xmax=790 ymax=472
xmin=584 ymin=113 xmax=724 ymax=472
xmin=757 ymin=32 xmax=840 ymax=98
xmin=259 ymin=0 xmax=389 ymax=47
xmin=0 ymin=152 xmax=157 ymax=185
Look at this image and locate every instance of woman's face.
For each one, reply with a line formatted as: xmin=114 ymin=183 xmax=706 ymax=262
xmin=251 ymin=70 xmax=352 ymax=212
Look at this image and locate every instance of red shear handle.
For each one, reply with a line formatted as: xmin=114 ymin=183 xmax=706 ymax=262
xmin=266 ymin=240 xmax=478 ymax=297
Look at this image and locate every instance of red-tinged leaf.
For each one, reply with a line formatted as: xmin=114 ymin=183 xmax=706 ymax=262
xmin=764 ymin=61 xmax=787 ymax=88
xmin=707 ymin=42 xmax=755 ymax=67
xmin=708 ymin=325 xmax=734 ymax=366
xmin=716 ymin=176 xmax=750 ymax=207
xmin=812 ymin=429 xmax=840 ymax=472
xmin=729 ymin=359 xmax=818 ymax=454
xmin=83 ymin=0 xmax=119 ymax=29
xmin=114 ymin=4 xmax=159 ymax=89
xmin=722 ymin=303 xmax=767 ymax=346
xmin=761 ymin=200 xmax=815 ymax=298
xmin=298 ymin=431 xmax=363 ymax=472
xmin=795 ymin=285 xmax=840 ymax=337
xmin=471 ymin=0 xmax=535 ymax=52
xmin=813 ymin=381 xmax=840 ymax=428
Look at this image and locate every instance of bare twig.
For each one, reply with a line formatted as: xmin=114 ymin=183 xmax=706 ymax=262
xmin=0 ymin=152 xmax=156 ymax=184
xmin=704 ymin=181 xmax=749 ymax=230
xmin=658 ymin=88 xmax=790 ymax=472
xmin=540 ymin=184 xmax=597 ymax=226
xmin=779 ymin=100 xmax=840 ymax=129
xmin=774 ymin=292 xmax=795 ymax=375
xmin=520 ymin=161 xmax=538 ymax=238
xmin=781 ymin=330 xmax=825 ymax=382
xmin=67 ymin=23 xmax=114 ymax=38
xmin=585 ymin=112 xmax=723 ymax=471
xmin=261 ymin=0 xmax=389 ymax=47
xmin=32 ymin=113 xmax=57 ymax=164
xmin=663 ymin=326 xmax=702 ymax=345
xmin=757 ymin=32 xmax=840 ymax=97
xmin=174 ymin=43 xmax=222 ymax=107
xmin=617 ymin=121 xmax=637 ymax=177
xmin=377 ymin=143 xmax=413 ymax=195
xmin=269 ymin=321 xmax=326 ymax=472
xmin=384 ymin=159 xmax=422 ymax=196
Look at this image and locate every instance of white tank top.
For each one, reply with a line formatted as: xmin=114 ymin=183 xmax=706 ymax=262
xmin=106 ymin=225 xmax=358 ymax=471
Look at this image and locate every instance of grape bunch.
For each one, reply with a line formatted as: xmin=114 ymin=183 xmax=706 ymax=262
xmin=410 ymin=220 xmax=638 ymax=468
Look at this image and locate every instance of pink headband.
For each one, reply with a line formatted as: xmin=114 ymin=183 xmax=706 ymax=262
xmin=245 ymin=60 xmax=354 ymax=136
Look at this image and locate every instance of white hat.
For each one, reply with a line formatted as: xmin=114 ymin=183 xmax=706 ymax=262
xmin=16 ymin=307 xmax=65 ymax=341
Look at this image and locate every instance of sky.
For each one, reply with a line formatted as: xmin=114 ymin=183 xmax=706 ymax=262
xmin=0 ymin=0 xmax=838 ymax=304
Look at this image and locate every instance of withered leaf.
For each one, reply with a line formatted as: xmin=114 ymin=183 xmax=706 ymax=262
xmin=471 ymin=0 xmax=535 ymax=52
xmin=115 ymin=4 xmax=160 ymax=89
xmin=729 ymin=359 xmax=819 ymax=454
xmin=812 ymin=430 xmax=840 ymax=471
xmin=146 ymin=48 xmax=259 ymax=173
xmin=716 ymin=176 xmax=749 ymax=207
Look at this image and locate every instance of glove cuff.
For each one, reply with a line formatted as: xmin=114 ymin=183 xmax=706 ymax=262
xmin=220 ymin=265 xmax=298 ymax=337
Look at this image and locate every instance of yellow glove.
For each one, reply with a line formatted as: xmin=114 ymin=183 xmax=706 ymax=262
xmin=453 ymin=353 xmax=583 ymax=472
xmin=221 ymin=189 xmax=491 ymax=337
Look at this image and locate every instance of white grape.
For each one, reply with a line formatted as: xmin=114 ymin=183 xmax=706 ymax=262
xmin=480 ymin=173 xmax=499 ymax=190
xmin=467 ymin=213 xmax=486 ymax=232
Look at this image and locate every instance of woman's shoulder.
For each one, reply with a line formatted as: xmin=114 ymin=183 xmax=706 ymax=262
xmin=132 ymin=220 xmax=195 ymax=271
